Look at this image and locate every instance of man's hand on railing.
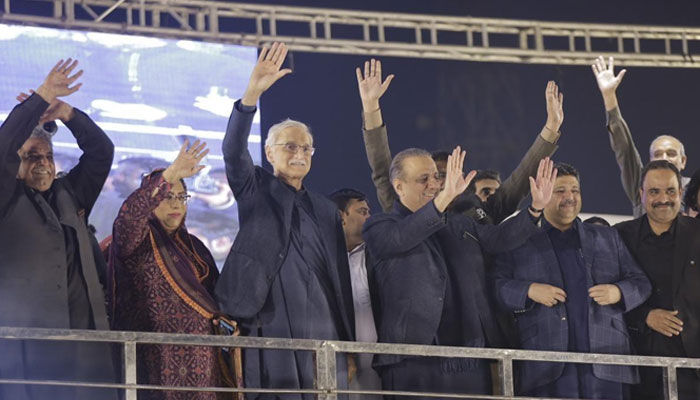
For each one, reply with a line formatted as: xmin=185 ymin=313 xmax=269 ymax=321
xmin=347 ymin=354 xmax=357 ymax=384
xmin=646 ymin=309 xmax=683 ymax=337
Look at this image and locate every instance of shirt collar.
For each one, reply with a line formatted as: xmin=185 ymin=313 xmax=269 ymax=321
xmin=641 ymin=214 xmax=678 ymax=240
xmin=348 ymin=242 xmax=366 ymax=256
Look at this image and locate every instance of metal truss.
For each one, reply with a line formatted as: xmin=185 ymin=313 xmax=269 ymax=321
xmin=3 ymin=0 xmax=700 ymax=67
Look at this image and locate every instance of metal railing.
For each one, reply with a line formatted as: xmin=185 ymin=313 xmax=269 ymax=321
xmin=2 ymin=0 xmax=700 ymax=67
xmin=0 ymin=326 xmax=698 ymax=400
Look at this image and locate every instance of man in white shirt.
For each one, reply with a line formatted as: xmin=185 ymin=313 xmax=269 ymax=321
xmin=330 ymin=188 xmax=382 ymax=400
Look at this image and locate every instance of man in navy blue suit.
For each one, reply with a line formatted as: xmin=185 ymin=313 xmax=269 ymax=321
xmin=363 ymin=148 xmax=556 ymax=399
xmin=492 ymin=163 xmax=651 ymax=399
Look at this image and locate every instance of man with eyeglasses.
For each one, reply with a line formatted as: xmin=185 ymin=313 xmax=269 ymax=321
xmin=0 ymin=59 xmax=117 ymax=400
xmin=215 ymin=42 xmax=356 ymax=400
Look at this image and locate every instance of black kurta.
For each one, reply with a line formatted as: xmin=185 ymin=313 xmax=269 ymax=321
xmin=241 ymin=187 xmax=348 ymax=400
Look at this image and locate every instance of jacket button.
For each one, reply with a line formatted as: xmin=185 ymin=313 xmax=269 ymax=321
xmin=438 ymin=297 xmax=443 ymax=302
xmin=278 ymin=253 xmax=285 ymax=259
xmin=561 ymin=317 xmax=567 ymax=321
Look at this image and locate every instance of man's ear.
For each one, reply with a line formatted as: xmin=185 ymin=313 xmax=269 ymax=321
xmin=337 ymin=209 xmax=346 ymax=225
xmin=681 ymin=155 xmax=688 ymax=170
xmin=392 ymin=178 xmax=402 ymax=197
xmin=264 ymin=146 xmax=274 ymax=165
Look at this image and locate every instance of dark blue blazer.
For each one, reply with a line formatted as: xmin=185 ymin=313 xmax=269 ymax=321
xmin=492 ymin=219 xmax=651 ymax=393
xmin=214 ymin=101 xmax=355 ymax=342
xmin=363 ymin=200 xmax=539 ymax=367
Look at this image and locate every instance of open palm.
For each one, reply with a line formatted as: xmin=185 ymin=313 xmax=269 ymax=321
xmin=592 ymin=56 xmax=626 ymax=95
xmin=356 ymin=59 xmax=394 ymax=106
xmin=247 ymin=42 xmax=292 ymax=95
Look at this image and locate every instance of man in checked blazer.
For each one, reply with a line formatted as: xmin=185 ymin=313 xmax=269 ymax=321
xmin=491 ymin=163 xmax=651 ymax=400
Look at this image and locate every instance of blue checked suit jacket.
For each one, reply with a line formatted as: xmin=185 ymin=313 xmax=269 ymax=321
xmin=491 ymin=219 xmax=651 ymax=394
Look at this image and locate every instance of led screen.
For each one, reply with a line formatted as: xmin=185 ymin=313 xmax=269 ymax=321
xmin=0 ymin=23 xmax=261 ymax=268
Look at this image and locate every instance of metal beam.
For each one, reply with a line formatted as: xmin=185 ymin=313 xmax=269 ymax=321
xmin=2 ymin=0 xmax=700 ymax=67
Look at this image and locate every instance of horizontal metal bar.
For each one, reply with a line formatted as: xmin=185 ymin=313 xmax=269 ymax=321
xmin=2 ymin=327 xmax=700 ymax=369
xmin=5 ymin=0 xmax=700 ymax=68
xmin=0 ymin=379 xmax=323 ymax=394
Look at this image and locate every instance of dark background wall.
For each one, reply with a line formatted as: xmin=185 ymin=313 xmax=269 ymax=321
xmin=253 ymin=0 xmax=700 ymax=215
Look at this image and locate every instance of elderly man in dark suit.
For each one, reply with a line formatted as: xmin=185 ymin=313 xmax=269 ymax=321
xmin=215 ymin=43 xmax=355 ymax=400
xmin=615 ymin=160 xmax=700 ymax=400
xmin=363 ymin=146 xmax=555 ymax=399
xmin=492 ymin=162 xmax=651 ymax=399
xmin=0 ymin=59 xmax=116 ymax=399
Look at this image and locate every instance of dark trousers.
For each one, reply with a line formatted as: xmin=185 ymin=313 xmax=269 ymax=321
xmin=380 ymin=357 xmax=491 ymax=400
xmin=522 ymin=363 xmax=626 ymax=400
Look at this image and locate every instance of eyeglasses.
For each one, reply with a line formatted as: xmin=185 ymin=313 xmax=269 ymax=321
xmin=272 ymin=142 xmax=315 ymax=156
xmin=22 ymin=153 xmax=54 ymax=163
xmin=165 ymin=193 xmax=192 ymax=205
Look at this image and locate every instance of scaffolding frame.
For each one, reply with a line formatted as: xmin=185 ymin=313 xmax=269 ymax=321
xmin=2 ymin=0 xmax=700 ymax=67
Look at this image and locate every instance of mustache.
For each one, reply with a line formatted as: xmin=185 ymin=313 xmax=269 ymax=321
xmin=652 ymin=201 xmax=675 ymax=208
xmin=559 ymin=199 xmax=577 ymax=207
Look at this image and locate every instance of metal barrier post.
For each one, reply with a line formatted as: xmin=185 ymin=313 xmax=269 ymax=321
xmin=124 ymin=341 xmax=138 ymax=400
xmin=498 ymin=353 xmax=515 ymax=399
xmin=315 ymin=341 xmax=338 ymax=400
xmin=663 ymin=365 xmax=679 ymax=400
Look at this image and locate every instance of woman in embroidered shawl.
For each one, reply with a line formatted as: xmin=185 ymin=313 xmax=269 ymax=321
xmin=109 ymin=140 xmax=231 ymax=400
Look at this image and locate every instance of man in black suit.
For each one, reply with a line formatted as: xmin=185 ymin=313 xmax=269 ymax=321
xmin=363 ymin=147 xmax=555 ymax=399
xmin=615 ymin=160 xmax=700 ymax=400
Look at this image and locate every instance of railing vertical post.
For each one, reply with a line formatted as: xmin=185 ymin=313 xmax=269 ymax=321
xmin=498 ymin=353 xmax=515 ymax=400
xmin=663 ymin=365 xmax=679 ymax=400
xmin=124 ymin=341 xmax=138 ymax=400
xmin=315 ymin=342 xmax=338 ymax=400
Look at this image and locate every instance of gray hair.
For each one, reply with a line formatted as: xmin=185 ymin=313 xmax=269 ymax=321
xmin=389 ymin=148 xmax=432 ymax=182
xmin=30 ymin=122 xmax=58 ymax=144
xmin=265 ymin=119 xmax=313 ymax=148
xmin=651 ymin=134 xmax=686 ymax=158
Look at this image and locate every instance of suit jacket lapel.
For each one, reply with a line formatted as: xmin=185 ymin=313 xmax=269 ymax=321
xmin=533 ymin=231 xmax=565 ymax=289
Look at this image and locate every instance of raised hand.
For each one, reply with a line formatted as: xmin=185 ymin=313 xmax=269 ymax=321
xmin=433 ymin=146 xmax=477 ymax=212
xmin=528 ymin=282 xmax=567 ymax=307
xmin=356 ymin=59 xmax=395 ymax=112
xmin=544 ymin=81 xmax=564 ymax=133
xmin=529 ymin=157 xmax=557 ymax=210
xmin=18 ymin=90 xmax=75 ymax=123
xmin=646 ymin=309 xmax=683 ymax=337
xmin=35 ymin=59 xmax=83 ymax=103
xmin=162 ymin=139 xmax=210 ymax=183
xmin=241 ymin=42 xmax=292 ymax=106
xmin=588 ymin=284 xmax=622 ymax=306
xmin=592 ymin=55 xmax=627 ymax=111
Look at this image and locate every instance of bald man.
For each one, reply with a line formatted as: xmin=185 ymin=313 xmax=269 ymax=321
xmin=592 ymin=56 xmax=689 ymax=217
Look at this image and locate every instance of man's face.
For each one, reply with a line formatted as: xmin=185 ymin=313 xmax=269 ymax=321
xmin=265 ymin=127 xmax=313 ymax=183
xmin=154 ymin=180 xmax=188 ymax=233
xmin=650 ymin=137 xmax=686 ymax=171
xmin=641 ymin=169 xmax=681 ymax=225
xmin=394 ymin=156 xmax=441 ymax=212
xmin=474 ymin=178 xmax=501 ymax=202
xmin=17 ymin=137 xmax=56 ymax=192
xmin=434 ymin=159 xmax=447 ymax=189
xmin=544 ymin=175 xmax=582 ymax=229
xmin=340 ymin=199 xmax=370 ymax=240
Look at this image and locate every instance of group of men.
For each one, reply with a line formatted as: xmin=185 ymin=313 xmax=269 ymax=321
xmin=1 ymin=45 xmax=699 ymax=400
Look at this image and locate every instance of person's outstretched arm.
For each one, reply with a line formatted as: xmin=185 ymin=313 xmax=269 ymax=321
xmin=357 ymin=59 xmax=396 ymax=212
xmin=592 ymin=56 xmax=643 ymax=217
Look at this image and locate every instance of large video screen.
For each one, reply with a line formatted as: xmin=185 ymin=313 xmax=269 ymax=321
xmin=0 ymin=24 xmax=261 ymax=269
